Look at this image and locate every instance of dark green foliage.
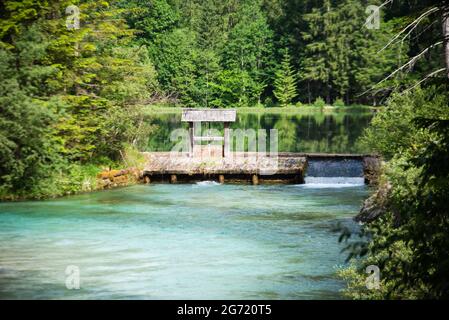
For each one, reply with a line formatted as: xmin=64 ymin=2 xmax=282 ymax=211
xmin=299 ymin=0 xmax=400 ymax=105
xmin=336 ymin=0 xmax=449 ymax=298
xmin=340 ymin=85 xmax=449 ymax=299
xmin=119 ymin=0 xmax=179 ymax=44
xmin=115 ymin=0 xmax=416 ymax=107
xmin=0 ymin=45 xmax=61 ymax=197
xmin=125 ymin=0 xmax=274 ymax=108
xmin=0 ymin=0 xmax=158 ymax=198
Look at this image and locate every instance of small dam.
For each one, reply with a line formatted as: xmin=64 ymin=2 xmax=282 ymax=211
xmin=141 ymin=152 xmax=379 ymax=185
xmin=141 ymin=109 xmax=379 ymax=185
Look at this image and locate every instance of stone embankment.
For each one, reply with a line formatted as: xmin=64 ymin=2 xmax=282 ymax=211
xmin=96 ymin=168 xmax=142 ymax=189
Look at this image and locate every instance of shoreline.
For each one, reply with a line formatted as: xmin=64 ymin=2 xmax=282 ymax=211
xmin=0 ymin=167 xmax=143 ymax=203
xmin=142 ymin=104 xmax=381 ymax=114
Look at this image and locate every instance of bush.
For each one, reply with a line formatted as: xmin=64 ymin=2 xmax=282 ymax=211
xmin=264 ymin=97 xmax=274 ymax=108
xmin=334 ymin=98 xmax=345 ymax=107
xmin=295 ymin=101 xmax=304 ymax=108
xmin=313 ymin=97 xmax=326 ymax=108
xmin=121 ymin=144 xmax=146 ymax=170
xmin=339 ymin=85 xmax=449 ymax=299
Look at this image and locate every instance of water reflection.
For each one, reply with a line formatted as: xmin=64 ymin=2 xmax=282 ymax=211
xmin=145 ymin=111 xmax=373 ymax=153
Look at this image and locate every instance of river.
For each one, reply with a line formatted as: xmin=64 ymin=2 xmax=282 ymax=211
xmin=0 ymin=110 xmax=373 ymax=299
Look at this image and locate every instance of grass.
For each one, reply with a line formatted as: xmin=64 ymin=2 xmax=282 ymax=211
xmin=142 ymin=103 xmax=380 ymax=115
xmin=235 ymin=105 xmax=377 ymax=114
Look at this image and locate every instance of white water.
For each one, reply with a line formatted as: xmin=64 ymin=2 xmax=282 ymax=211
xmin=195 ymin=181 xmax=221 ymax=186
xmin=303 ymin=177 xmax=365 ymax=188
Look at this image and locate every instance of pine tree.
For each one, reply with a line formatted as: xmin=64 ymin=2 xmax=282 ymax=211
xmin=0 ymin=29 xmax=62 ymax=197
xmin=299 ymin=0 xmax=400 ymax=104
xmin=0 ymin=0 xmax=160 ymax=197
xmin=273 ymin=51 xmax=297 ymax=107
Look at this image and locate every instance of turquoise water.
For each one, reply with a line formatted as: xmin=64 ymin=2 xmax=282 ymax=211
xmin=0 ymin=181 xmax=367 ymax=299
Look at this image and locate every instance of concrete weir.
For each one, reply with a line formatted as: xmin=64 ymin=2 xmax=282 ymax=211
xmin=142 ymin=152 xmax=307 ymax=184
xmin=141 ymin=152 xmax=379 ymax=185
xmin=140 ymin=109 xmax=379 ymax=185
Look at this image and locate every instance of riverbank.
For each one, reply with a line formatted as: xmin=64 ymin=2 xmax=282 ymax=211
xmin=0 ymin=164 xmax=143 ymax=202
xmin=0 ymin=146 xmax=147 ymax=202
xmin=142 ymin=104 xmax=381 ymax=115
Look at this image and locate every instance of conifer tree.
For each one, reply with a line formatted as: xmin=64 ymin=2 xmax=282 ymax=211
xmin=273 ymin=51 xmax=297 ymax=107
xmin=299 ymin=0 xmax=400 ymax=104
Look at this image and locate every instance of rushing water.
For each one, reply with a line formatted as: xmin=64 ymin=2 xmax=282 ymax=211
xmin=0 ymin=181 xmax=367 ymax=300
xmin=145 ymin=111 xmax=373 ymax=153
xmin=307 ymin=159 xmax=364 ymax=178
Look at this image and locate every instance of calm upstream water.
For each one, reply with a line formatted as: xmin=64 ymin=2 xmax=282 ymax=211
xmin=145 ymin=111 xmax=373 ymax=153
xmin=0 ymin=181 xmax=367 ymax=299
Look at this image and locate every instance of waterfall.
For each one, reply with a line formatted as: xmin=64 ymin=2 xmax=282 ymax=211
xmin=304 ymin=159 xmax=365 ymax=187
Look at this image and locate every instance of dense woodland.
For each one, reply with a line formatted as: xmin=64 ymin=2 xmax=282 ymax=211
xmin=1 ymin=0 xmax=449 ymax=299
xmin=120 ymin=0 xmax=404 ymax=107
xmin=335 ymin=0 xmax=449 ymax=300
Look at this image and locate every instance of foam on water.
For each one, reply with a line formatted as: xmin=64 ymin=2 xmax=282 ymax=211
xmin=195 ymin=181 xmax=220 ymax=186
xmin=302 ymin=177 xmax=365 ymax=188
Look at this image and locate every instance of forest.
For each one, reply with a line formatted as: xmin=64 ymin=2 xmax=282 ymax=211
xmin=0 ymin=0 xmax=432 ymax=198
xmin=1 ymin=0 xmax=449 ymax=300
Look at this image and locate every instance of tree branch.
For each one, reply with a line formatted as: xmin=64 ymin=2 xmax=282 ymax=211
xmin=358 ymin=41 xmax=444 ymax=97
xmin=403 ymin=68 xmax=446 ymax=93
xmin=378 ymin=7 xmax=439 ymax=53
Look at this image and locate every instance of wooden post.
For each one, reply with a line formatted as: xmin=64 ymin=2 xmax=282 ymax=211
xmin=218 ymin=174 xmax=225 ymax=184
xmin=170 ymin=174 xmax=177 ymax=184
xmin=181 ymin=109 xmax=236 ymax=158
xmin=224 ymin=122 xmax=230 ymax=158
xmin=252 ymin=174 xmax=259 ymax=185
xmin=189 ymin=122 xmax=194 ymax=157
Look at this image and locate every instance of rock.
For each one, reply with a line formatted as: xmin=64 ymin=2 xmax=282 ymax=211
xmin=363 ymin=156 xmax=381 ymax=185
xmin=109 ymin=170 xmax=122 ymax=178
xmin=355 ymin=182 xmax=391 ymax=223
xmin=98 ymin=178 xmax=111 ymax=189
xmin=95 ymin=167 xmax=143 ymax=190
xmin=114 ymin=175 xmax=128 ymax=185
xmin=97 ymin=171 xmax=110 ymax=179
